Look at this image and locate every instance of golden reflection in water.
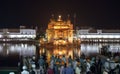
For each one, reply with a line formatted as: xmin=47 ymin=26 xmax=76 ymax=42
xmin=39 ymin=46 xmax=80 ymax=62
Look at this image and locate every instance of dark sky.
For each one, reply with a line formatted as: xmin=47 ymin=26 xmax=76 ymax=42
xmin=0 ymin=0 xmax=120 ymax=29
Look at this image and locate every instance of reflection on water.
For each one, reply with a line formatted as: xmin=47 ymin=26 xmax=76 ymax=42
xmin=0 ymin=43 xmax=36 ymax=67
xmin=81 ymin=43 xmax=99 ymax=56
xmin=39 ymin=46 xmax=81 ymax=62
xmin=81 ymin=43 xmax=120 ymax=56
xmin=0 ymin=43 xmax=120 ymax=57
xmin=0 ymin=43 xmax=120 ymax=67
xmin=0 ymin=43 xmax=36 ymax=56
xmin=40 ymin=43 xmax=120 ymax=62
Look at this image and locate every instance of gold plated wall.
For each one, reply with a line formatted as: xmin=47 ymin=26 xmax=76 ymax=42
xmin=46 ymin=16 xmax=73 ymax=45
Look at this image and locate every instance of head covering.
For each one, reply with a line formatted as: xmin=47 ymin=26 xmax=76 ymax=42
xmin=107 ymin=58 xmax=110 ymax=61
xmin=32 ymin=56 xmax=35 ymax=60
xmin=32 ymin=64 xmax=36 ymax=69
xmin=22 ymin=66 xmax=27 ymax=70
xmin=9 ymin=72 xmax=15 ymax=74
xmin=61 ymin=61 xmax=65 ymax=65
xmin=68 ymin=63 xmax=71 ymax=67
xmin=40 ymin=56 xmax=43 ymax=59
xmin=77 ymin=62 xmax=80 ymax=65
xmin=83 ymin=59 xmax=86 ymax=62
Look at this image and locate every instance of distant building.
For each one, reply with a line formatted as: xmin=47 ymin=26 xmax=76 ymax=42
xmin=77 ymin=29 xmax=120 ymax=42
xmin=46 ymin=15 xmax=73 ymax=45
xmin=0 ymin=28 xmax=36 ymax=41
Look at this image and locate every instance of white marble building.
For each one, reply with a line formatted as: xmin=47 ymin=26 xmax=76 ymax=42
xmin=76 ymin=29 xmax=120 ymax=42
xmin=0 ymin=28 xmax=36 ymax=40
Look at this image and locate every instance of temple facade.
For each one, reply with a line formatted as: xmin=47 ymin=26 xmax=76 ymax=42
xmin=46 ymin=16 xmax=73 ymax=45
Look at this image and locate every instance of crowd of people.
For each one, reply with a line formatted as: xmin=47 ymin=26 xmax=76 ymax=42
xmin=20 ymin=53 xmax=120 ymax=74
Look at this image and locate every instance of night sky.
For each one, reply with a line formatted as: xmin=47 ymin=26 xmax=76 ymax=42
xmin=0 ymin=0 xmax=120 ymax=29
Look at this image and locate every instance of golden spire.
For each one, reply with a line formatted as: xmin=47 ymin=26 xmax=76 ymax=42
xmin=52 ymin=14 xmax=54 ymax=19
xmin=58 ymin=15 xmax=62 ymax=21
xmin=67 ymin=14 xmax=71 ymax=23
xmin=50 ymin=14 xmax=55 ymax=22
xmin=67 ymin=14 xmax=70 ymax=20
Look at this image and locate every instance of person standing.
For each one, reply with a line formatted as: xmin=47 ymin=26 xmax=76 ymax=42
xmin=38 ymin=56 xmax=45 ymax=68
xmin=50 ymin=59 xmax=54 ymax=69
xmin=47 ymin=66 xmax=54 ymax=74
xmin=90 ymin=63 xmax=97 ymax=74
xmin=103 ymin=68 xmax=109 ymax=74
xmin=68 ymin=56 xmax=72 ymax=65
xmin=113 ymin=64 xmax=120 ymax=74
xmin=21 ymin=66 xmax=29 ymax=74
xmin=81 ymin=60 xmax=87 ymax=74
xmin=39 ymin=66 xmax=44 ymax=74
xmin=30 ymin=64 xmax=36 ymax=74
xmin=60 ymin=65 xmax=64 ymax=74
xmin=72 ymin=59 xmax=77 ymax=71
xmin=64 ymin=64 xmax=74 ymax=74
xmin=75 ymin=64 xmax=81 ymax=74
xmin=53 ymin=64 xmax=59 ymax=74
xmin=61 ymin=55 xmax=67 ymax=64
xmin=86 ymin=60 xmax=91 ymax=73
xmin=61 ymin=63 xmax=67 ymax=74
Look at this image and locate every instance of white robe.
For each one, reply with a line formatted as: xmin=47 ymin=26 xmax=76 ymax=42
xmin=75 ymin=67 xmax=81 ymax=74
xmin=21 ymin=70 xmax=29 ymax=74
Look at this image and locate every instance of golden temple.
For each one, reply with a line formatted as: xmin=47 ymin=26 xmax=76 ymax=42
xmin=46 ymin=15 xmax=73 ymax=45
